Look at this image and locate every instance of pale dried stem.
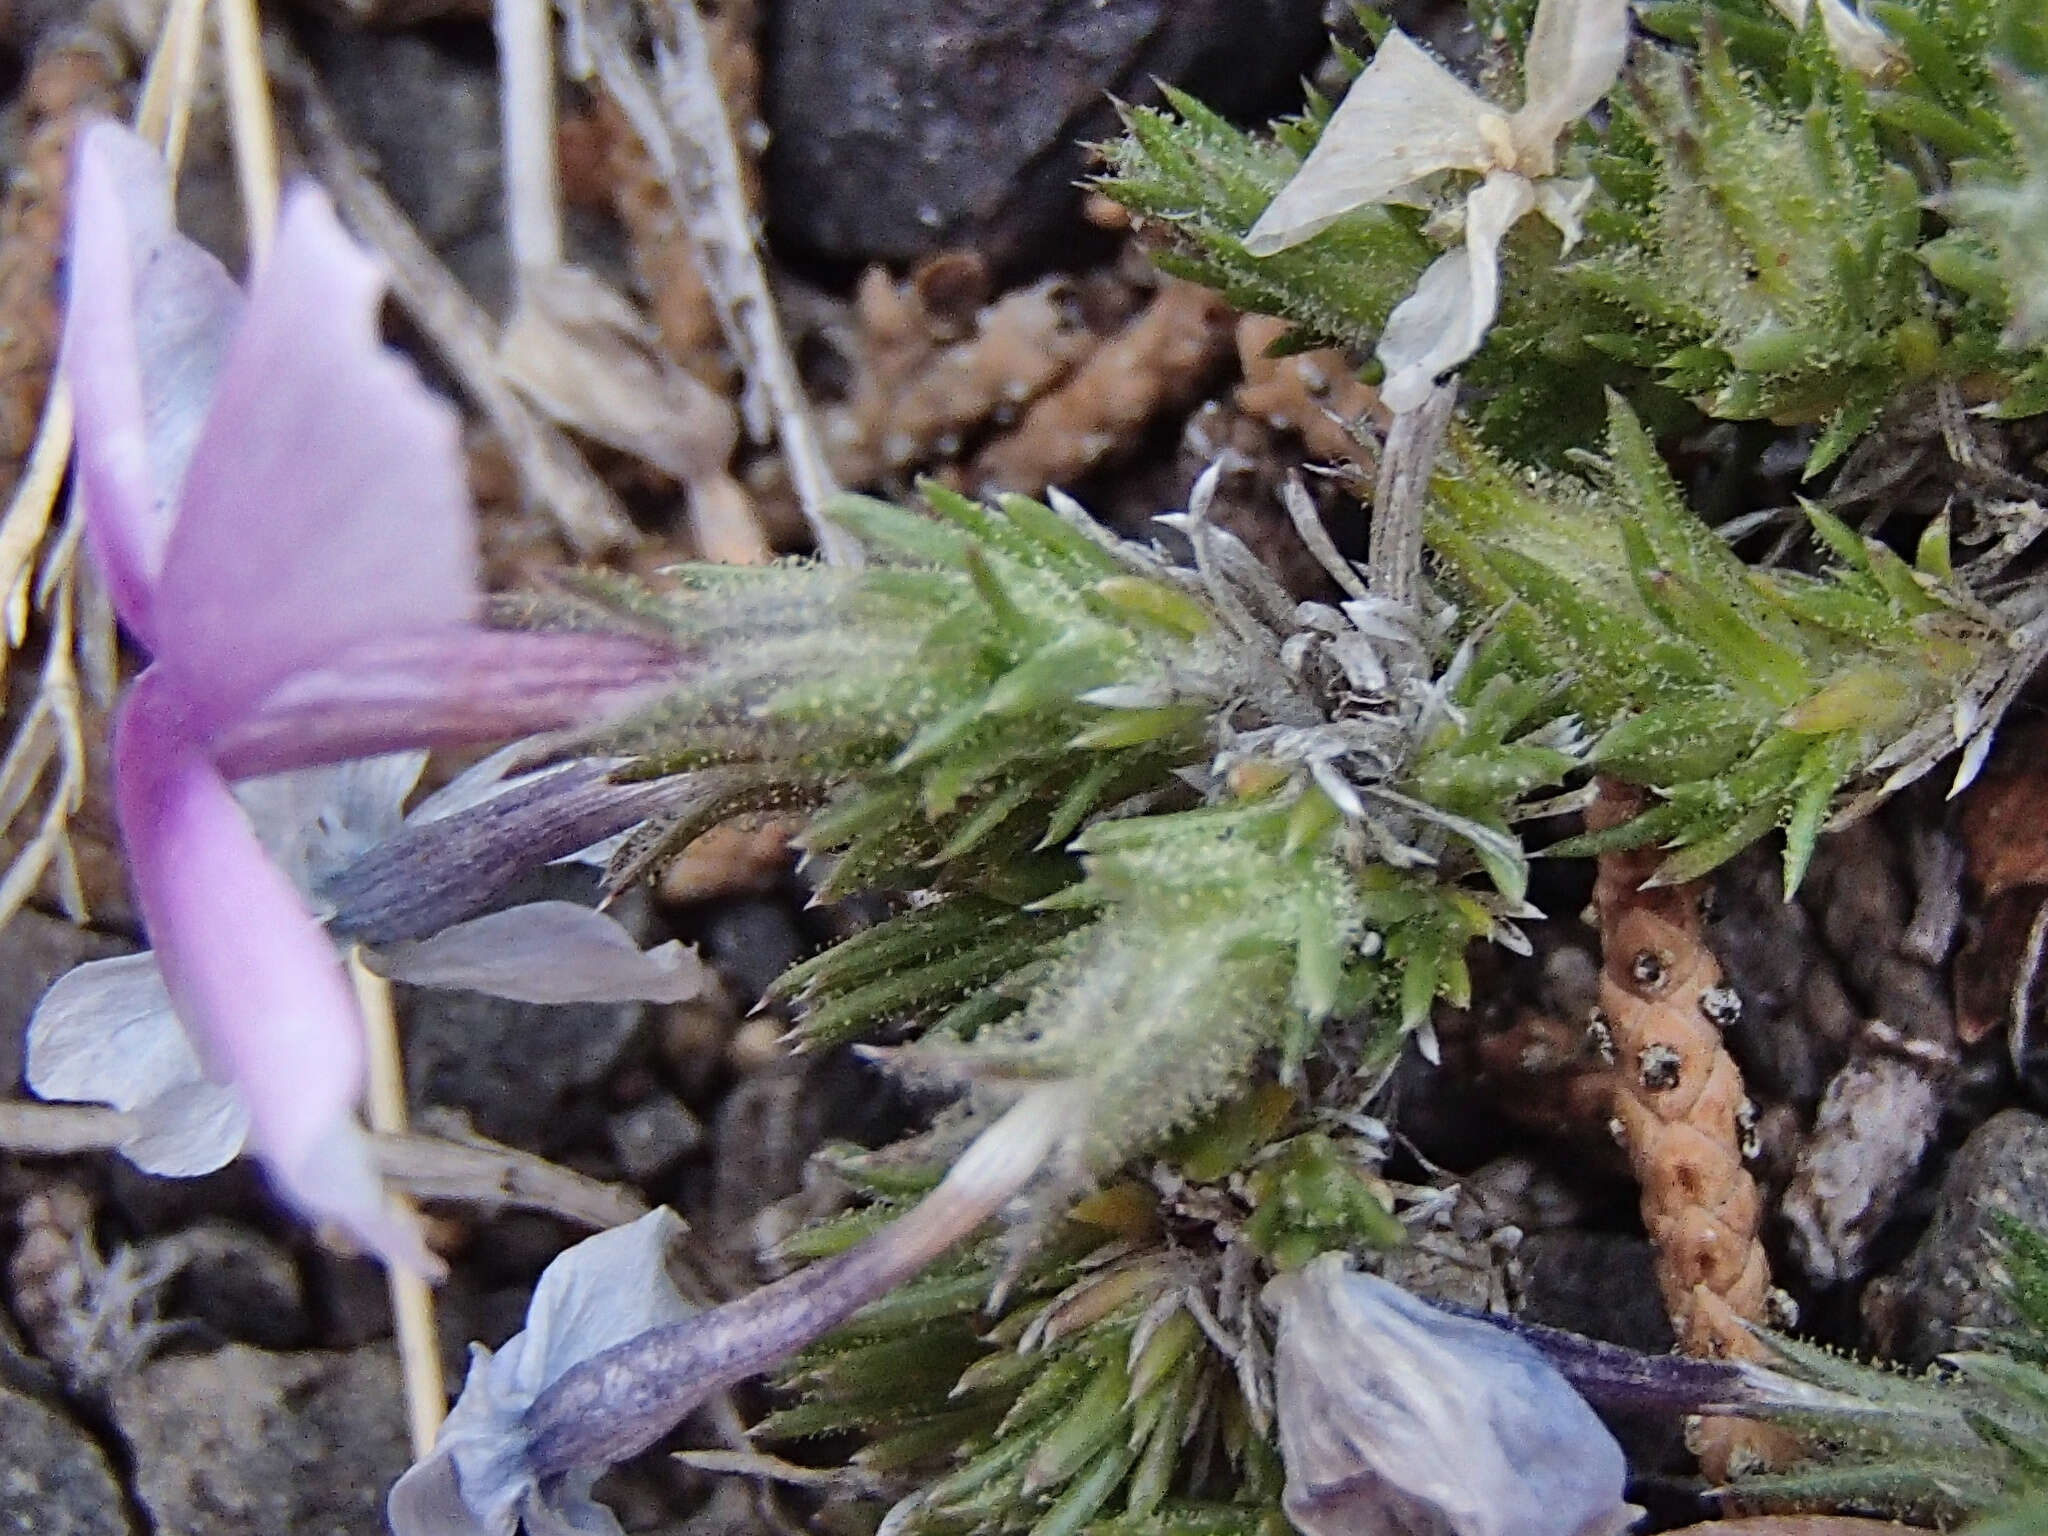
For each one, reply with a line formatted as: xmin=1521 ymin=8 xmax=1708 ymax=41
xmin=135 ymin=0 xmax=211 ymax=160
xmin=215 ymin=0 xmax=281 ymax=261
xmin=497 ymin=0 xmax=564 ymax=277
xmin=576 ymin=0 xmax=856 ymax=564
xmin=375 ymin=1120 xmax=648 ymax=1229
xmin=0 ymin=1099 xmax=126 ymax=1155
xmin=0 ymin=1096 xmax=647 ymax=1227
xmin=0 ymin=555 xmax=89 ymax=928
xmin=1369 ymin=381 xmax=1456 ymax=606
xmin=351 ymin=950 xmax=446 ymax=1458
xmin=278 ymin=41 xmax=640 ymax=557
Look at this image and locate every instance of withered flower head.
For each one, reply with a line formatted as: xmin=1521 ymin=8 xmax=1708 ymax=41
xmin=1267 ymin=1254 xmax=1640 ymax=1536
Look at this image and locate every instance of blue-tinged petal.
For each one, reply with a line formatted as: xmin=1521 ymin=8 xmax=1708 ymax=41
xmin=205 ymin=629 xmax=677 ymax=781
xmin=233 ymin=751 xmax=428 ymax=904
xmin=148 ymin=181 xmax=477 ymax=734
xmin=1268 ymin=1255 xmax=1639 ymax=1536
xmin=24 ymin=950 xmax=250 ymax=1176
xmin=387 ymin=1209 xmax=694 ymax=1536
xmin=60 ymin=121 xmax=243 ymax=643
xmin=367 ymin=901 xmax=711 ymax=1005
xmin=114 ymin=669 xmax=430 ymax=1272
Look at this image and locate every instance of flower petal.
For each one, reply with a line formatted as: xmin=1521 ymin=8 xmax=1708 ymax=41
xmin=1268 ymin=1256 xmax=1637 ymax=1536
xmin=1512 ymin=0 xmax=1632 ymax=169
xmin=114 ymin=670 xmax=429 ymax=1270
xmin=24 ymin=950 xmax=250 ymax=1176
xmin=124 ymin=1080 xmax=252 ymax=1177
xmin=205 ymin=629 xmax=677 ymax=782
xmin=1765 ymin=0 xmax=1901 ymax=78
xmin=148 ymin=181 xmax=477 ymax=732
xmin=233 ymin=751 xmax=428 ymax=902
xmin=368 ymin=901 xmax=712 ymax=1005
xmin=1245 ymin=31 xmax=1496 ymax=256
xmin=61 ymin=121 xmax=244 ymax=643
xmin=1534 ymin=176 xmax=1595 ymax=252
xmin=1376 ymin=171 xmax=1535 ymax=411
xmin=387 ymin=1209 xmax=693 ymax=1536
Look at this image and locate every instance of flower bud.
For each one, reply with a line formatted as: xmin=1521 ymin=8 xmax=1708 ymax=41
xmin=1267 ymin=1254 xmax=1640 ymax=1536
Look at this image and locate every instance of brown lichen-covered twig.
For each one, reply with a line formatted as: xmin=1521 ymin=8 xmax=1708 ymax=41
xmin=1589 ymin=780 xmax=1790 ymax=1480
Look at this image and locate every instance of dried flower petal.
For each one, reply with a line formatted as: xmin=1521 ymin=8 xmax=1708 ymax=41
xmin=1378 ymin=172 xmax=1536 ymax=410
xmin=1764 ymin=0 xmax=1901 ymax=78
xmin=386 ymin=1208 xmax=695 ymax=1536
xmin=1245 ymin=32 xmax=1496 ymax=256
xmin=24 ymin=951 xmax=248 ymax=1177
xmin=369 ymin=901 xmax=712 ymax=1005
xmin=1512 ymin=0 xmax=1633 ymax=167
xmin=1268 ymin=1254 xmax=1639 ymax=1536
xmin=1247 ymin=0 xmax=1628 ymax=403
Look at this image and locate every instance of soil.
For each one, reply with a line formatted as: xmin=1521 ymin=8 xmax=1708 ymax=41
xmin=1 ymin=2 xmax=2045 ymax=1534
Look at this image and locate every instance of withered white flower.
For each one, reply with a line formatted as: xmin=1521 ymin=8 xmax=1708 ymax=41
xmin=387 ymin=1207 xmax=696 ymax=1536
xmin=1764 ymin=0 xmax=1900 ymax=79
xmin=1267 ymin=1254 xmax=1640 ymax=1536
xmin=1245 ymin=0 xmax=1631 ymax=412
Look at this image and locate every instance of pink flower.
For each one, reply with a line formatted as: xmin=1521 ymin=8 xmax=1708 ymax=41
xmin=59 ymin=122 xmax=674 ymax=1269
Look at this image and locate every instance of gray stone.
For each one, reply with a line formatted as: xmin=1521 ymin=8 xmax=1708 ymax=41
xmin=764 ymin=0 xmax=1327 ymax=272
xmin=400 ymin=872 xmax=651 ymax=1151
xmin=0 ymin=1387 xmax=128 ymax=1536
xmin=111 ymin=1344 xmax=409 ymax=1536
xmin=402 ymin=982 xmax=644 ymax=1149
xmin=607 ymin=1092 xmax=705 ymax=1182
xmin=1516 ymin=1231 xmax=1675 ymax=1355
xmin=144 ymin=1222 xmax=308 ymax=1351
xmin=302 ymin=17 xmax=508 ymax=308
xmin=1863 ymin=1108 xmax=2048 ymax=1364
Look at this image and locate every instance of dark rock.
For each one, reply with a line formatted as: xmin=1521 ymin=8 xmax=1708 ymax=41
xmin=145 ymin=1222 xmax=308 ymax=1351
xmin=399 ymin=872 xmax=651 ymax=1150
xmin=1862 ymin=1108 xmax=2048 ymax=1364
xmin=402 ymin=981 xmax=643 ymax=1149
xmin=110 ymin=1344 xmax=409 ymax=1536
xmin=0 ymin=912 xmax=131 ymax=1091
xmin=607 ymin=1092 xmax=705 ymax=1182
xmin=1516 ymin=1232 xmax=1683 ymax=1473
xmin=1516 ymin=1231 xmax=1675 ymax=1355
xmin=1708 ymin=849 xmax=1860 ymax=1112
xmin=301 ymin=16 xmax=508 ymax=307
xmin=0 ymin=1386 xmax=128 ymax=1536
xmin=701 ymin=897 xmax=805 ymax=1009
xmin=764 ymin=0 xmax=1328 ymax=273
